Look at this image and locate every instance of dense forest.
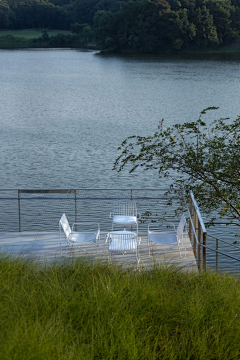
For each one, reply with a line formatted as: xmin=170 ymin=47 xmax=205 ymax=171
xmin=1 ymin=0 xmax=240 ymax=52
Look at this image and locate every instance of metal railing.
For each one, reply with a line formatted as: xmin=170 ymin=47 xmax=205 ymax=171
xmin=207 ymin=233 xmax=240 ymax=272
xmin=1 ymin=188 xmax=240 ymax=273
xmin=189 ymin=190 xmax=240 ymax=272
xmin=0 ymin=188 xmax=185 ymax=233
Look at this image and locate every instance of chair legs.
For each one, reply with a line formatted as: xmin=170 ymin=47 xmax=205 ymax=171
xmin=148 ymin=242 xmax=182 ymax=259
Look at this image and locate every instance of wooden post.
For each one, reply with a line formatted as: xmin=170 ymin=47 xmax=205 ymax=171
xmin=197 ymin=218 xmax=201 ymax=270
xmin=215 ymin=238 xmax=218 ymax=272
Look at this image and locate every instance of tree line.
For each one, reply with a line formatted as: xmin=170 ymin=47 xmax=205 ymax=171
xmin=1 ymin=0 xmax=240 ymax=52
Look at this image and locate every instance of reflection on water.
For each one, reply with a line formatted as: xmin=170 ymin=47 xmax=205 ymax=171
xmin=0 ymin=49 xmax=240 ymax=271
xmin=97 ymin=51 xmax=240 ymax=62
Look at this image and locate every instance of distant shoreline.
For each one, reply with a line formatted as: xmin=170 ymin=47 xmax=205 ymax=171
xmin=0 ymin=29 xmax=239 ymax=54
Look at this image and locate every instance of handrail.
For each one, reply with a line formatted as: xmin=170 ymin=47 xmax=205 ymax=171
xmin=190 ymin=191 xmax=207 ymax=233
xmin=208 ymin=233 xmax=240 ymax=250
xmin=189 ymin=191 xmax=207 ymax=270
xmin=189 ymin=191 xmax=240 ymax=271
xmin=188 ymin=211 xmax=240 ymax=263
xmin=0 ymin=188 xmax=186 ymax=191
xmin=1 ymin=188 xmax=185 ymax=233
xmin=198 ymin=243 xmax=240 ymax=262
xmin=0 ymin=196 xmax=184 ymax=201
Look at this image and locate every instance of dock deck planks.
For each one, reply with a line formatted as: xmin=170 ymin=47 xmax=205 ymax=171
xmin=0 ymin=231 xmax=197 ymax=270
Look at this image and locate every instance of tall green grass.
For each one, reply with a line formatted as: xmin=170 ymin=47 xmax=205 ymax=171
xmin=0 ymin=255 xmax=240 ymax=359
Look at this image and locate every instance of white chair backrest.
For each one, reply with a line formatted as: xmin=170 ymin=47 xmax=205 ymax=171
xmin=108 ymin=232 xmax=137 ymax=251
xmin=113 ymin=200 xmax=137 ymax=216
xmin=59 ymin=213 xmax=71 ymax=239
xmin=110 ymin=232 xmax=136 ymax=241
xmin=176 ymin=214 xmax=186 ymax=241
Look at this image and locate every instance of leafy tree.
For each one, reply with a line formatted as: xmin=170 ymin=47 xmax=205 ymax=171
xmin=4 ymin=0 xmax=240 ymax=51
xmin=206 ymin=0 xmax=236 ymax=44
xmin=113 ymin=108 xmax=240 ymax=228
xmin=68 ymin=0 xmax=103 ymax=25
xmin=167 ymin=0 xmax=181 ymax=10
xmin=71 ymin=22 xmax=88 ymax=33
xmin=193 ymin=6 xmax=218 ymax=47
xmin=0 ymin=0 xmax=14 ymax=28
xmin=164 ymin=8 xmax=196 ymax=50
xmin=82 ymin=25 xmax=94 ymax=44
xmin=93 ymin=9 xmax=118 ymax=50
xmin=11 ymin=0 xmax=67 ymax=29
xmin=48 ymin=32 xmax=75 ymax=45
xmin=41 ymin=28 xmax=49 ymax=40
xmin=94 ymin=0 xmax=127 ymax=13
xmin=116 ymin=1 xmax=149 ymax=52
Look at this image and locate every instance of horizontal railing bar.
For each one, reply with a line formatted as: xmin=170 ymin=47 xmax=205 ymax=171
xmin=0 ymin=188 xmax=186 ymax=191
xmin=208 ymin=234 xmax=240 ymax=250
xmin=19 ymin=189 xmax=76 ymax=194
xmin=188 ymin=213 xmax=240 ymax=263
xmin=206 ymin=222 xmax=239 ymax=225
xmin=198 ymin=243 xmax=240 ymax=262
xmin=0 ymin=196 xmax=184 ymax=201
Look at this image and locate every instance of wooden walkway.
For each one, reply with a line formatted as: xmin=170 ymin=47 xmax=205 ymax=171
xmin=0 ymin=231 xmax=197 ymax=271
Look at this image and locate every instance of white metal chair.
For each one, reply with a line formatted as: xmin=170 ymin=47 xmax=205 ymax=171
xmin=59 ymin=213 xmax=100 ymax=256
xmin=110 ymin=200 xmax=140 ymax=234
xmin=148 ymin=214 xmax=187 ymax=258
xmin=106 ymin=230 xmax=141 ymax=264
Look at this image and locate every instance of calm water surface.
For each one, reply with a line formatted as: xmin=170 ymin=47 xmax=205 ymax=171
xmin=1 ymin=49 xmax=240 ymax=188
xmin=1 ymin=49 xmax=240 ymax=270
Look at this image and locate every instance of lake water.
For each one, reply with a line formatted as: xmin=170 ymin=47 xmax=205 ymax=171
xmin=1 ymin=49 xmax=240 ymax=270
xmin=1 ymin=49 xmax=240 ymax=188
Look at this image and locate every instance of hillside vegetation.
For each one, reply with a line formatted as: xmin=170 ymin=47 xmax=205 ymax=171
xmin=1 ymin=0 xmax=240 ymax=52
xmin=0 ymin=255 xmax=240 ymax=359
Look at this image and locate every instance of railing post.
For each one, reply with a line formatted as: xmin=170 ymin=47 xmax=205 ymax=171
xmin=215 ymin=238 xmax=218 ymax=272
xmin=193 ymin=208 xmax=197 ymax=257
xmin=189 ymin=195 xmax=193 ymax=243
xmin=18 ymin=190 xmax=21 ymax=232
xmin=198 ymin=218 xmax=201 ymax=270
xmin=181 ymin=190 xmax=184 ymax=214
xmin=130 ymin=189 xmax=133 ymax=231
xmin=203 ymin=232 xmax=207 ymax=271
xmin=75 ymin=190 xmax=77 ymax=231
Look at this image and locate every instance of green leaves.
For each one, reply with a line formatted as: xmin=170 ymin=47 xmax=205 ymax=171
xmin=113 ymin=108 xmax=240 ymax=228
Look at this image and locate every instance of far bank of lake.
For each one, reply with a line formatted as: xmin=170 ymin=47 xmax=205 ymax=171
xmin=1 ymin=29 xmax=240 ymax=54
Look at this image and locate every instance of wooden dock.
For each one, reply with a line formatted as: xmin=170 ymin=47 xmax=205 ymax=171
xmin=0 ymin=231 xmax=197 ymax=270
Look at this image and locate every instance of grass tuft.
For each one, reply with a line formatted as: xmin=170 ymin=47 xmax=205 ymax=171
xmin=0 ymin=255 xmax=240 ymax=359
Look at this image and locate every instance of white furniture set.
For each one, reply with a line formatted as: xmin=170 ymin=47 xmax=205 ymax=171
xmin=59 ymin=200 xmax=187 ymax=264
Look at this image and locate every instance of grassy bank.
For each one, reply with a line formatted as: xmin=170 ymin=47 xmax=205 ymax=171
xmin=0 ymin=29 xmax=95 ymax=49
xmin=0 ymin=256 xmax=240 ymax=359
xmin=0 ymin=29 xmax=72 ymax=39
